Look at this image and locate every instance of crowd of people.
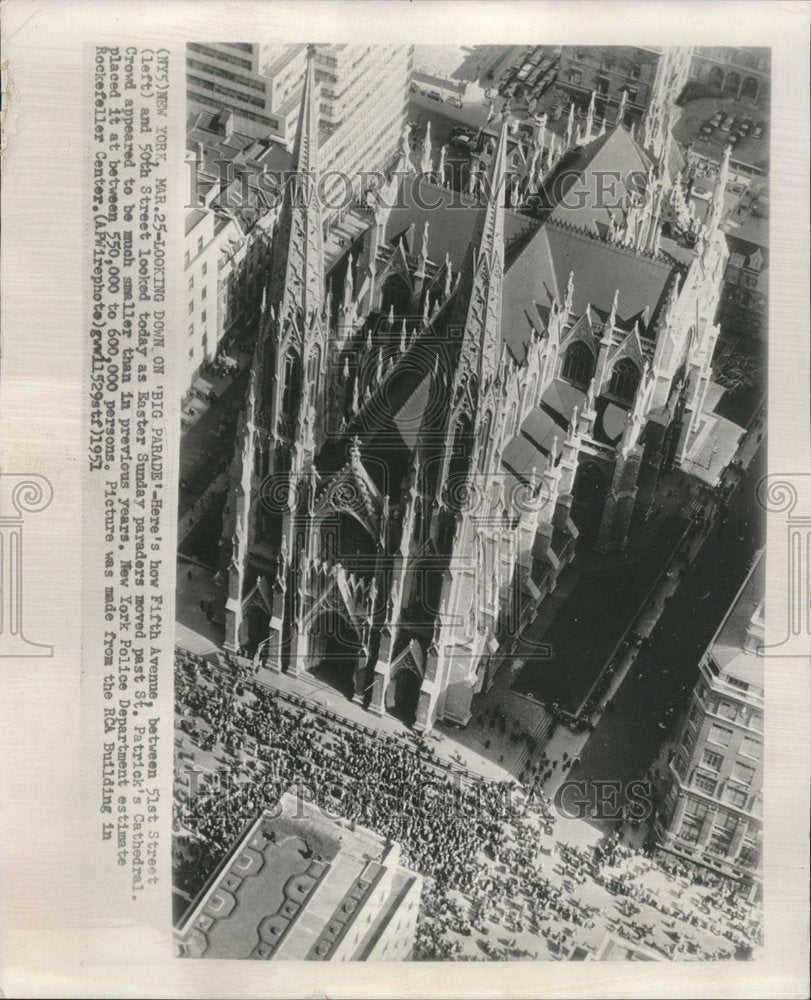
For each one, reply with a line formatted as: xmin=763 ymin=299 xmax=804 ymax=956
xmin=173 ymin=646 xmax=763 ymax=961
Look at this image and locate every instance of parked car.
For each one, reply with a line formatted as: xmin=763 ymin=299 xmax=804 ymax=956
xmin=727 ymin=133 xmax=739 ymax=147
xmin=451 ymin=133 xmax=474 ymax=148
xmin=721 ymin=115 xmax=734 ymax=132
xmin=709 ymin=111 xmax=724 ymax=128
xmin=738 ymin=118 xmax=753 ymax=136
xmin=445 ymin=95 xmax=463 ymax=108
xmin=424 ymin=90 xmax=443 ymax=102
xmin=753 ymin=120 xmax=765 ymax=139
xmin=700 ymin=122 xmax=714 ymax=137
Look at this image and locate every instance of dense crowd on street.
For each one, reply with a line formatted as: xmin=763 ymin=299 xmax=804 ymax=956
xmin=173 ymin=646 xmax=763 ymax=961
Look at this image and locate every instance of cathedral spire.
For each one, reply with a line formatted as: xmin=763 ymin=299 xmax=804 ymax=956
xmin=270 ymin=44 xmax=325 ymax=330
xmin=445 ymin=113 xmax=509 ymax=408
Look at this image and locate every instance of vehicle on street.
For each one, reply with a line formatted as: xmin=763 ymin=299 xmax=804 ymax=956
xmin=700 ymin=123 xmax=714 ymax=137
xmin=709 ymin=111 xmax=724 ymax=128
xmin=445 ymin=95 xmax=463 ymax=109
xmin=753 ymin=120 xmax=765 ymax=139
xmin=425 ymin=90 xmax=442 ymax=102
xmin=721 ymin=115 xmax=734 ymax=132
xmin=738 ymin=117 xmax=753 ymax=136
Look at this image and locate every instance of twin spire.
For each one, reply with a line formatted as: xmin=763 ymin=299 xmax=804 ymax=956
xmin=270 ymin=44 xmax=325 ymax=332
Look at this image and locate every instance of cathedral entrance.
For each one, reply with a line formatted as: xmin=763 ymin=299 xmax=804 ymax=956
xmin=307 ymin=606 xmax=365 ymax=700
xmin=386 ymin=665 xmax=422 ymax=727
xmin=246 ymin=603 xmax=270 ymax=653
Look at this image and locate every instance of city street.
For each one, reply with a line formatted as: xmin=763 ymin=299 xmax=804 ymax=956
xmin=571 ymin=441 xmax=766 ymax=807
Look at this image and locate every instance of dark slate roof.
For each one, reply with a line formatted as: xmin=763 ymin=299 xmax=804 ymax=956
xmin=383 ymin=176 xmax=536 ymax=272
xmin=548 ymin=125 xmax=652 ymax=233
xmin=544 ymin=223 xmax=675 ymax=330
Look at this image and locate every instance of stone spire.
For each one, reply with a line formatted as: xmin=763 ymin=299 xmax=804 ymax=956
xmin=447 ymin=114 xmax=509 ymax=404
xmin=270 ymin=44 xmax=325 ymax=329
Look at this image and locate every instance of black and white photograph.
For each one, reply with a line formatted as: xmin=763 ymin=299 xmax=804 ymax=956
xmin=173 ymin=41 xmax=768 ymax=962
xmin=1 ymin=3 xmax=808 ymax=997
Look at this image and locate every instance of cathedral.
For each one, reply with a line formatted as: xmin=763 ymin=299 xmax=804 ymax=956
xmin=220 ymin=46 xmax=729 ymax=732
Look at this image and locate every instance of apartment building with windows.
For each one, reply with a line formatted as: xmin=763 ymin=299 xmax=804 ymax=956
xmin=657 ymin=552 xmax=764 ymax=894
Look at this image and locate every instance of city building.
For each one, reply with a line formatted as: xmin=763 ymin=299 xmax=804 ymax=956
xmin=175 ymin=792 xmax=423 ymax=960
xmin=186 ymin=43 xmax=287 ymax=141
xmin=183 ymin=44 xmax=413 ymax=393
xmin=688 ymin=47 xmax=770 ymax=107
xmin=182 ymin=109 xmax=290 ymax=394
xmin=538 ymin=46 xmax=692 ymax=130
xmin=220 ymin=46 xmax=734 ymax=733
xmin=187 ymin=43 xmax=413 ymax=225
xmin=657 ymin=551 xmax=764 ymax=893
xmin=718 ymin=234 xmax=768 ymax=341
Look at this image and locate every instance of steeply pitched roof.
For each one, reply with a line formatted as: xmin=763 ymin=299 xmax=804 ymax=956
xmin=548 ymin=125 xmax=652 ymax=234
xmin=544 ymin=222 xmax=675 ymax=329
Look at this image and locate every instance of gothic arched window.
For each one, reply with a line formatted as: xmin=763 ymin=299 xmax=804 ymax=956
xmin=307 ymin=343 xmax=322 ymax=408
xmin=477 ymin=410 xmax=493 ymax=474
xmin=562 ymin=341 xmax=593 ymax=388
xmin=608 ymin=357 xmax=641 ymax=403
xmin=281 ymin=351 xmax=301 ymax=417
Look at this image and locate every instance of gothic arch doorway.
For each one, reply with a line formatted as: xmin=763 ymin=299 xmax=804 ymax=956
xmin=246 ymin=602 xmax=270 ymax=652
xmin=307 ymin=604 xmax=365 ymax=700
xmin=386 ymin=663 xmax=422 ymax=726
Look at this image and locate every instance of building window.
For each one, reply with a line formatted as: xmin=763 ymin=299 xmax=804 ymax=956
xmin=562 ymin=341 xmax=593 ymax=388
xmin=202 ymin=262 xmax=208 ymax=276
xmin=741 ymin=737 xmax=762 ymax=760
xmin=188 ymin=324 xmax=194 ymax=338
xmin=702 ymin=749 xmax=723 ymax=771
xmin=724 ymin=785 xmax=747 ymax=808
xmin=708 ymin=811 xmax=737 ymax=856
xmin=201 ymin=309 xmax=207 ymax=324
xmin=188 ymin=301 xmax=194 ymax=315
xmin=708 ymin=723 xmax=733 ymax=747
xmin=188 ymin=276 xmax=194 ymax=291
xmin=202 ymin=286 xmax=207 ymax=300
xmin=731 ymin=762 xmax=756 ymax=787
xmin=679 ymin=801 xmax=708 ymax=844
xmin=608 ymin=357 xmax=641 ymax=403
xmin=184 ymin=250 xmax=191 ymax=267
xmin=716 ymin=700 xmax=737 ymax=721
xmin=688 ymin=702 xmax=701 ymax=726
xmin=727 ymin=676 xmax=750 ymax=691
xmin=198 ymin=236 xmax=204 ymax=254
xmin=694 ymin=774 xmax=717 ymax=795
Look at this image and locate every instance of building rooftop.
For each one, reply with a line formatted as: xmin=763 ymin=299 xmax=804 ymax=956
xmin=710 ymin=550 xmax=765 ymax=688
xmin=175 ymin=792 xmax=421 ymax=960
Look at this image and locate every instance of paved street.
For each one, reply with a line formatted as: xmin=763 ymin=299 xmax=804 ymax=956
xmin=571 ymin=440 xmax=765 ymax=807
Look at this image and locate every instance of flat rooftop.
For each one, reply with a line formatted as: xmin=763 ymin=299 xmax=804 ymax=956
xmin=176 ymin=792 xmax=414 ymax=960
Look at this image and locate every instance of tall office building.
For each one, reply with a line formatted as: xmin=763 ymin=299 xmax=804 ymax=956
xmin=657 ymin=552 xmax=764 ymax=894
xmin=187 ymin=44 xmax=413 ymax=223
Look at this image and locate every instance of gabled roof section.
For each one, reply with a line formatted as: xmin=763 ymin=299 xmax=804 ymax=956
xmin=544 ymin=222 xmax=676 ymax=331
xmin=548 ymin=125 xmax=652 ymax=235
